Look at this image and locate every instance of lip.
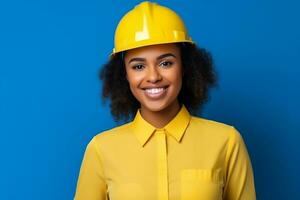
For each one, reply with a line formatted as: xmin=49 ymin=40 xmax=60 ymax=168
xmin=142 ymin=86 xmax=169 ymax=100
xmin=142 ymin=85 xmax=169 ymax=90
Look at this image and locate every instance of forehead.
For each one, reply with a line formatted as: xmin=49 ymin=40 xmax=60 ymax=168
xmin=124 ymin=43 xmax=180 ymax=60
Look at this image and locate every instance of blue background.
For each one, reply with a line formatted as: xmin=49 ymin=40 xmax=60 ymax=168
xmin=0 ymin=0 xmax=299 ymax=199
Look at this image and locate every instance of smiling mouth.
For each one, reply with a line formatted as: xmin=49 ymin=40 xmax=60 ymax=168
xmin=145 ymin=87 xmax=164 ymax=94
xmin=143 ymin=86 xmax=168 ymax=92
xmin=142 ymin=86 xmax=169 ymax=99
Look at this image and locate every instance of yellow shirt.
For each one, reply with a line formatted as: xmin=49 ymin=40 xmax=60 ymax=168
xmin=74 ymin=105 xmax=256 ymax=200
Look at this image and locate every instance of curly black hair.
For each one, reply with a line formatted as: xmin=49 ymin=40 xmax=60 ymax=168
xmin=99 ymin=42 xmax=217 ymax=122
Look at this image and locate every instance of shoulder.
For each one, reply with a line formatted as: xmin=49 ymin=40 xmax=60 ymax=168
xmin=190 ymin=116 xmax=234 ymax=131
xmin=189 ymin=116 xmax=242 ymax=141
xmin=90 ymin=122 xmax=133 ymax=146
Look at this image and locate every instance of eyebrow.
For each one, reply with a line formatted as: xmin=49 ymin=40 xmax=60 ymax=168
xmin=128 ymin=53 xmax=176 ymax=64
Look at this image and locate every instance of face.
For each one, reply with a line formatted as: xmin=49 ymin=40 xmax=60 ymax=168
xmin=124 ymin=43 xmax=182 ymax=113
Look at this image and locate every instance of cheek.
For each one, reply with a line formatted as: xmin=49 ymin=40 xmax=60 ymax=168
xmin=127 ymin=74 xmax=142 ymax=88
xmin=126 ymin=73 xmax=144 ymax=98
xmin=167 ymin=68 xmax=183 ymax=90
xmin=174 ymin=76 xmax=183 ymax=92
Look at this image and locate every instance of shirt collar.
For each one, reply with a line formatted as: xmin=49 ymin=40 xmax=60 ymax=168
xmin=130 ymin=105 xmax=191 ymax=147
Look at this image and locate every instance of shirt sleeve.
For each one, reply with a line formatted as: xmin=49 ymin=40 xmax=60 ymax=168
xmin=74 ymin=137 xmax=108 ymax=200
xmin=223 ymin=127 xmax=256 ymax=200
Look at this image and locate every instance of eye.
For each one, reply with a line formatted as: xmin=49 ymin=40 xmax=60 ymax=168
xmin=159 ymin=61 xmax=173 ymax=68
xmin=132 ymin=64 xmax=144 ymax=70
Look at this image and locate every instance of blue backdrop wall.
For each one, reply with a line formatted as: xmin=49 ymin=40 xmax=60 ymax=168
xmin=0 ymin=0 xmax=299 ymax=199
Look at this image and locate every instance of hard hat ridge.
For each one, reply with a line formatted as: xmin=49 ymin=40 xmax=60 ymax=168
xmin=112 ymin=1 xmax=194 ymax=55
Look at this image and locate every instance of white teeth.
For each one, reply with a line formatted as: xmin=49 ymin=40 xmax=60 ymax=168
xmin=145 ymin=88 xmax=164 ymax=94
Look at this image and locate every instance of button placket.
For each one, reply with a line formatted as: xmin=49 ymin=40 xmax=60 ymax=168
xmin=156 ymin=129 xmax=169 ymax=200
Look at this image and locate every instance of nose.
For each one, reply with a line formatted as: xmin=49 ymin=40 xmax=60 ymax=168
xmin=146 ymin=66 xmax=162 ymax=83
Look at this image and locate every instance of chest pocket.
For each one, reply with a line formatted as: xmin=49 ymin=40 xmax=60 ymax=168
xmin=180 ymin=168 xmax=224 ymax=200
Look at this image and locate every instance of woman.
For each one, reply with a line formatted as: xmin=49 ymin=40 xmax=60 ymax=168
xmin=74 ymin=1 xmax=256 ymax=200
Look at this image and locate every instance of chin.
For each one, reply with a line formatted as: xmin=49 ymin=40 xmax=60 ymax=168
xmin=144 ymin=105 xmax=166 ymax=112
xmin=141 ymin=100 xmax=174 ymax=113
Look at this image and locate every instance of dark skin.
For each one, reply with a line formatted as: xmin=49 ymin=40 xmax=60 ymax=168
xmin=124 ymin=44 xmax=183 ymax=128
xmin=100 ymin=42 xmax=217 ymax=122
xmin=140 ymin=98 xmax=180 ymax=128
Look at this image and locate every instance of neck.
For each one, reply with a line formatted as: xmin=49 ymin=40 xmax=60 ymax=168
xmin=140 ymin=101 xmax=181 ymax=128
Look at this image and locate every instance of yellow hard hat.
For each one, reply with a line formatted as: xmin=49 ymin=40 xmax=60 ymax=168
xmin=112 ymin=1 xmax=194 ymax=55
